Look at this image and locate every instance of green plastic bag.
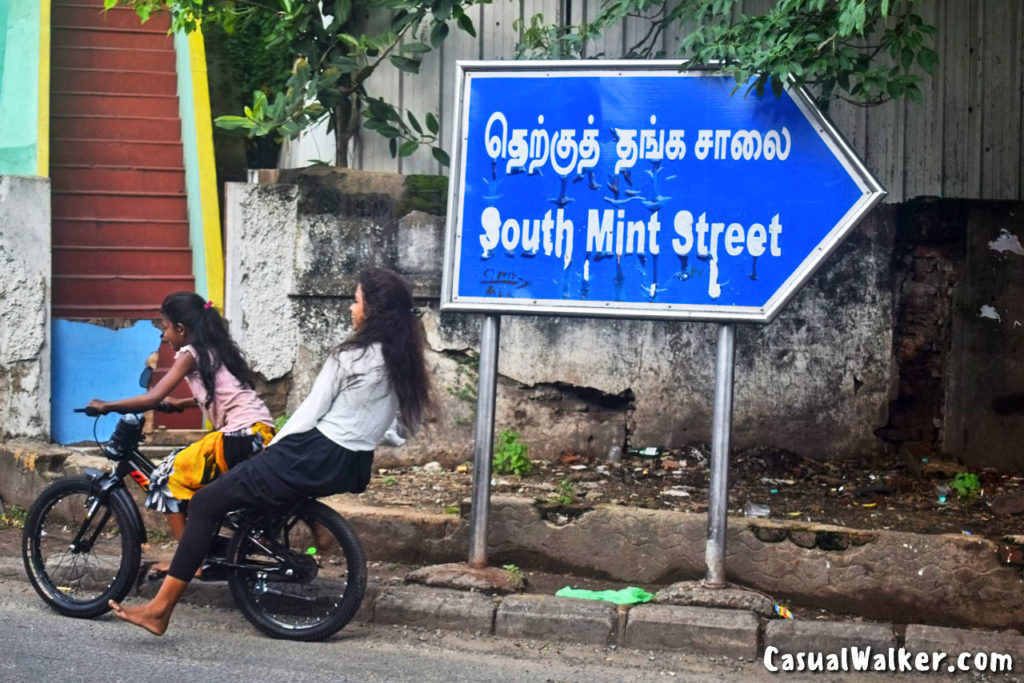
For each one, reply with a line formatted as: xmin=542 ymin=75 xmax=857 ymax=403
xmin=555 ymin=586 xmax=654 ymax=605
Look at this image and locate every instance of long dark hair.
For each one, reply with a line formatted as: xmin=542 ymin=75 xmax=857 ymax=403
xmin=336 ymin=268 xmax=431 ymax=428
xmin=161 ymin=292 xmax=255 ymax=406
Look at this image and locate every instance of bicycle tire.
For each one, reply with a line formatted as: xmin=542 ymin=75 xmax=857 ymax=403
xmin=227 ymin=500 xmax=367 ymax=641
xmin=22 ymin=476 xmax=141 ymax=618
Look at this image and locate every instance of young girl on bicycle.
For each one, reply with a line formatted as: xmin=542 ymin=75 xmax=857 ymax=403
xmin=109 ymin=267 xmax=431 ymax=636
xmin=87 ymin=292 xmax=275 ymax=554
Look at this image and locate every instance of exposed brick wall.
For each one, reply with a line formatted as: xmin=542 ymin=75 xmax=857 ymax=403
xmin=876 ymin=199 xmax=969 ymax=461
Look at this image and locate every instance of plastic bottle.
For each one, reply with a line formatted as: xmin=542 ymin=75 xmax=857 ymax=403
xmin=627 ymin=446 xmax=664 ymax=458
xmin=744 ymin=502 xmax=771 ymax=518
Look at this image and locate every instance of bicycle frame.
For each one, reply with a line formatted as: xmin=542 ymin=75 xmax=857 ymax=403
xmin=78 ymin=436 xmax=159 ymax=547
xmin=218 ymin=502 xmax=316 ymax=578
xmin=78 ymin=417 xmax=305 ymax=576
xmin=26 ymin=411 xmax=367 ymax=639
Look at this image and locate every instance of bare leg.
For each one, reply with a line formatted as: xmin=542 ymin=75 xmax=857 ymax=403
xmin=166 ymin=512 xmax=187 ymax=541
xmin=312 ymin=522 xmax=336 ymax=552
xmin=151 ymin=512 xmax=188 ymax=574
xmin=109 ymin=576 xmax=188 ymax=636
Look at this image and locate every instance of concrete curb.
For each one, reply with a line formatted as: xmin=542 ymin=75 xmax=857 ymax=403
xmin=3 ymin=443 xmax=1024 ymax=670
xmin=3 ymin=534 xmax=1024 ymax=672
xmin=624 ymin=603 xmax=759 ymax=659
xmin=326 ymin=494 xmax=1024 ymax=631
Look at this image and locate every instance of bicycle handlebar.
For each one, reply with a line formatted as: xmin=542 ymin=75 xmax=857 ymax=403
xmin=74 ymin=402 xmax=181 ymax=417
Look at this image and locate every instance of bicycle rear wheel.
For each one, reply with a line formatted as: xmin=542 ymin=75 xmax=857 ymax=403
xmin=227 ymin=500 xmax=367 ymax=641
xmin=22 ymin=476 xmax=141 ymax=617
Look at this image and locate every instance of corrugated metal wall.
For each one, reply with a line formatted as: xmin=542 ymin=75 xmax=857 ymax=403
xmin=337 ymin=0 xmax=1024 ymax=203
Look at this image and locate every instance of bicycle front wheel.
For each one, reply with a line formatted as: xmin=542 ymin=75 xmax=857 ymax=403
xmin=227 ymin=500 xmax=367 ymax=641
xmin=22 ymin=476 xmax=141 ymax=618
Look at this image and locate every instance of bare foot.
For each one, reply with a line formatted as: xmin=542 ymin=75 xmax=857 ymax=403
xmin=108 ymin=600 xmax=170 ymax=636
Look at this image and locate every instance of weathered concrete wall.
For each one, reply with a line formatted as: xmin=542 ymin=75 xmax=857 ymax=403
xmin=0 ymin=175 xmax=50 ymax=439
xmin=228 ymin=168 xmax=897 ymax=465
xmin=944 ymin=203 xmax=1024 ymax=470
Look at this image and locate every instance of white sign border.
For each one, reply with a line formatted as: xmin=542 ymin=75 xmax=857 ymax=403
xmin=440 ymin=60 xmax=886 ymax=323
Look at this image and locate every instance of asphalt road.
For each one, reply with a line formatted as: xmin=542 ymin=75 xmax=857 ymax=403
xmin=0 ymin=575 xmax=760 ymax=683
xmin=3 ymin=574 xmax=1007 ymax=682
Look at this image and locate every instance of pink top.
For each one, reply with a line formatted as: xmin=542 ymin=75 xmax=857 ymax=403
xmin=176 ymin=345 xmax=273 ymax=432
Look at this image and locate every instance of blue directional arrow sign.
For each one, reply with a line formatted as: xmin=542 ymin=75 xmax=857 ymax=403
xmin=440 ymin=61 xmax=886 ymax=322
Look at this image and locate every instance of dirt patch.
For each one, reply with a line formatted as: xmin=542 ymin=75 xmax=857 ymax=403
xmin=357 ymin=445 xmax=1024 ymax=541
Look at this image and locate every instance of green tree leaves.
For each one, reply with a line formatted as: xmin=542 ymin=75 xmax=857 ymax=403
xmin=109 ymin=0 xmax=489 ymax=167
xmin=516 ymin=0 xmax=938 ymax=111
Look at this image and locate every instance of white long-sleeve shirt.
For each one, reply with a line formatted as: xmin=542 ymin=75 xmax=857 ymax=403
xmin=270 ymin=344 xmax=400 ymax=451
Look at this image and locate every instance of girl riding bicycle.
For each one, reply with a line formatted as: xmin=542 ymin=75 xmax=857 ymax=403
xmin=109 ymin=267 xmax=431 ymax=635
xmin=87 ymin=292 xmax=275 ymax=561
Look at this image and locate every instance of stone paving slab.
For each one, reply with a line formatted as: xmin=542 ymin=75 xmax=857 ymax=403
xmin=764 ymin=619 xmax=896 ymax=654
xmin=495 ymin=594 xmax=619 ymax=645
xmin=906 ymin=624 xmax=1024 ymax=674
xmin=623 ymin=603 xmax=759 ymax=659
xmin=374 ymin=585 xmax=496 ymax=634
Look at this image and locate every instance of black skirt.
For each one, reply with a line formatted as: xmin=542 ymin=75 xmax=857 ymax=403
xmin=239 ymin=428 xmax=374 ymax=507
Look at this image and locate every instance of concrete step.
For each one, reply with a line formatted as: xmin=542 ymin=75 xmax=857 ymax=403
xmin=51 ymin=45 xmax=175 ymax=71
xmin=52 ymin=92 xmax=178 ymax=118
xmin=51 ymin=165 xmax=186 ymax=194
xmin=52 ymin=217 xmax=190 ymax=249
xmin=51 ymin=115 xmax=182 ymax=143
xmin=52 ymin=274 xmax=195 ymax=318
xmin=52 ymin=191 xmax=188 ymax=221
xmin=52 ymin=67 xmax=178 ymax=96
xmin=53 ymin=3 xmax=171 ymax=32
xmin=50 ymin=139 xmax=184 ymax=167
xmin=52 ymin=25 xmax=174 ymax=50
xmin=53 ymin=245 xmax=193 ymax=276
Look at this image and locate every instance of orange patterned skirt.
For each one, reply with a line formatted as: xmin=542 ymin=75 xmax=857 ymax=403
xmin=144 ymin=422 xmax=275 ymax=512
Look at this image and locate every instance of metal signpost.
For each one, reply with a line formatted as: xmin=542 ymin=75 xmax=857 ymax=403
xmin=440 ymin=61 xmax=885 ymax=579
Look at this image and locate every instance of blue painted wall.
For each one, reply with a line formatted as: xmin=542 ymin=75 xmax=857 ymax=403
xmin=51 ymin=320 xmax=162 ymax=444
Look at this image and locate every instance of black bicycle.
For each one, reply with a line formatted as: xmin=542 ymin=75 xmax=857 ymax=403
xmin=21 ymin=409 xmax=367 ymax=641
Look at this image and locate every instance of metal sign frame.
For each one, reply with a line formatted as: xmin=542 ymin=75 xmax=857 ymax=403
xmin=440 ymin=60 xmax=885 ymax=323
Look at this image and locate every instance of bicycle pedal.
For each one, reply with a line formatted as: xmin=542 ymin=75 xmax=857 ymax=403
xmin=147 ymin=568 xmax=169 ymax=583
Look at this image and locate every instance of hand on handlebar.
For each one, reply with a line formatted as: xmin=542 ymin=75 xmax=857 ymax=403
xmin=84 ymin=399 xmax=110 ymax=416
xmin=155 ymin=401 xmax=185 ymax=413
